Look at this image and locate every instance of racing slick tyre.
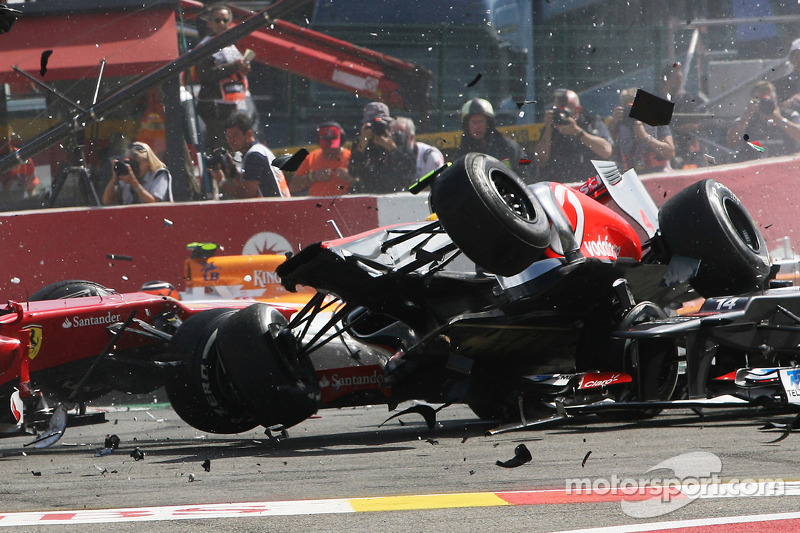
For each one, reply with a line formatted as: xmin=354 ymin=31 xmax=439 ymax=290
xmin=430 ymin=152 xmax=550 ymax=276
xmin=658 ymin=179 xmax=770 ymax=297
xmin=467 ymin=364 xmax=515 ymax=421
xmin=215 ymin=303 xmax=320 ymax=430
xmin=466 ymin=362 xmax=551 ymax=422
xmin=30 ymin=280 xmax=114 ymax=301
xmin=164 ymin=308 xmax=258 ymax=434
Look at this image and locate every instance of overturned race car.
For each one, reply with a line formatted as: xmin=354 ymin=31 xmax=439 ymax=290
xmin=2 ymin=153 xmax=796 ymax=445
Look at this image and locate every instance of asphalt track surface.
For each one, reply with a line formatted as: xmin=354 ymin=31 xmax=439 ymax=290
xmin=1 ymin=402 xmax=800 ymax=532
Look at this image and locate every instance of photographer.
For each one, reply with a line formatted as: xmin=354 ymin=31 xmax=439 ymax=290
xmin=195 ymin=4 xmax=255 ymax=150
xmin=456 ymin=98 xmax=527 ymax=178
xmin=392 ymin=117 xmax=445 ymax=180
xmin=610 ymin=87 xmax=675 ymax=174
xmin=727 ymin=81 xmax=800 ymax=161
xmin=102 ymin=142 xmax=173 ymax=205
xmin=348 ymin=102 xmax=416 ymax=194
xmin=208 ymin=112 xmax=290 ymax=199
xmin=535 ymin=88 xmax=613 ymax=183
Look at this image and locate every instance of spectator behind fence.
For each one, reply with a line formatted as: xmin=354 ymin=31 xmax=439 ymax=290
xmin=0 ymin=132 xmax=39 ymax=202
xmin=727 ymin=80 xmax=800 ymax=161
xmin=391 ymin=117 xmax=445 ymax=179
xmin=457 ymin=98 xmax=527 ymax=177
xmin=775 ymin=38 xmax=800 ymax=114
xmin=195 ymin=4 xmax=255 ymax=149
xmin=209 ymin=112 xmax=290 ymax=199
xmin=348 ymin=102 xmax=416 ymax=194
xmin=535 ymin=89 xmax=613 ymax=183
xmin=290 ymin=121 xmax=352 ymax=196
xmin=609 ymin=88 xmax=675 ymax=174
xmin=102 ymin=141 xmax=173 ymax=205
xmin=659 ymin=62 xmax=702 ymax=169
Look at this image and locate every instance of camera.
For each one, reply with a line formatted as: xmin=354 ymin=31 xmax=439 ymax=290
xmin=367 ymin=118 xmax=388 ymax=136
xmin=391 ymin=129 xmax=409 ymax=148
xmin=758 ymin=97 xmax=776 ymax=115
xmin=551 ymin=106 xmax=573 ymax=125
xmin=204 ymin=147 xmax=231 ymax=170
xmin=114 ymin=160 xmax=128 ymax=175
xmin=114 ymin=158 xmax=139 ymax=176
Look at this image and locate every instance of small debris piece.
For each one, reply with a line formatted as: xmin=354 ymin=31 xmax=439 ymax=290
xmin=495 ymin=444 xmax=532 ymax=468
xmin=628 ymin=89 xmax=674 ymax=126
xmin=466 ymin=73 xmax=483 ymax=87
xmin=104 ymin=434 xmax=120 ymax=449
xmin=130 ymin=448 xmax=145 ymax=461
xmin=582 ymin=450 xmax=592 ymax=468
xmin=426 ymin=438 xmax=439 ymax=445
xmin=273 ymin=148 xmax=309 ymax=172
xmin=759 ymin=412 xmax=800 ymax=443
xmin=188 ymin=473 xmax=196 ymax=482
xmin=202 ymin=459 xmax=211 ymax=472
xmin=40 ymin=50 xmax=53 ymax=76
xmin=31 ymin=470 xmax=41 ymax=476
xmin=380 ymin=404 xmax=436 ymax=429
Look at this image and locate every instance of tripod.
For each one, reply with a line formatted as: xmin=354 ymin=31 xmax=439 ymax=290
xmin=45 ymin=140 xmax=101 ymax=208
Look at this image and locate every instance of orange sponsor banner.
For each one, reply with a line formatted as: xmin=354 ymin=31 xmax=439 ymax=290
xmin=184 ymin=254 xmax=316 ymax=303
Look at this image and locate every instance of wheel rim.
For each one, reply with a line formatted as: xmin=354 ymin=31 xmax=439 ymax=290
xmin=724 ymin=198 xmax=760 ymax=252
xmin=489 ymin=169 xmax=537 ymax=222
xmin=627 ymin=339 xmax=678 ymax=400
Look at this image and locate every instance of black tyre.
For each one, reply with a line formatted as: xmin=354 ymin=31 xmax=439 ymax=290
xmin=658 ymin=179 xmax=770 ymax=297
xmin=164 ymin=309 xmax=258 ymax=434
xmin=467 ymin=364 xmax=514 ymax=421
xmin=430 ymin=152 xmax=550 ymax=276
xmin=30 ymin=280 xmax=114 ymax=301
xmin=466 ymin=362 xmax=551 ymax=422
xmin=215 ymin=303 xmax=320 ymax=429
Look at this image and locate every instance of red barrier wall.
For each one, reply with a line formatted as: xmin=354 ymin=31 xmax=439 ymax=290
xmin=641 ymin=155 xmax=800 ymax=253
xmin=1 ymin=155 xmax=797 ymax=300
xmin=0 ymin=197 xmax=379 ymax=300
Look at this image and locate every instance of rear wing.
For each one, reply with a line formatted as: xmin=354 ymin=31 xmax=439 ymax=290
xmin=591 ymin=161 xmax=659 ymax=238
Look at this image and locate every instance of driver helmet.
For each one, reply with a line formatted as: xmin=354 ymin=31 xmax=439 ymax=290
xmin=461 ymin=98 xmax=496 ymax=130
xmin=140 ymin=280 xmax=180 ymax=300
